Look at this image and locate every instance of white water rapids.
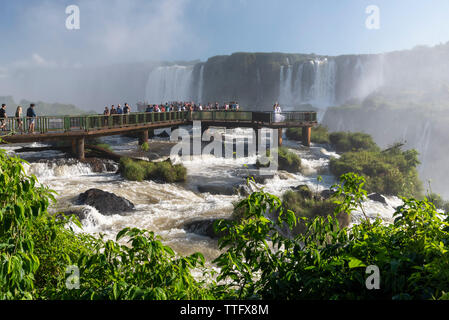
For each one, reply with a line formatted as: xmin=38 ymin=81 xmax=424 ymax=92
xmin=2 ymin=130 xmax=402 ymax=262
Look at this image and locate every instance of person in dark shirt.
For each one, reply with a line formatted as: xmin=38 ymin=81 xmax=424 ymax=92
xmin=123 ymin=103 xmax=130 ymax=114
xmin=0 ymin=104 xmax=7 ymax=131
xmin=145 ymin=105 xmax=153 ymax=112
xmin=26 ymin=104 xmax=37 ymax=133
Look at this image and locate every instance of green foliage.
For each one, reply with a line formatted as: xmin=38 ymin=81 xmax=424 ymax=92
xmin=214 ymin=172 xmax=449 ymax=300
xmin=2 ymin=144 xmax=449 ymax=300
xmin=330 ymin=143 xmax=423 ymax=197
xmin=282 ymin=187 xmax=349 ymax=235
xmin=427 ymin=193 xmax=449 ymax=212
xmin=140 ymin=142 xmax=150 ymax=152
xmin=329 ymin=131 xmax=379 ymax=153
xmin=278 ymin=147 xmax=301 ymax=173
xmin=0 ymin=148 xmax=214 ymax=300
xmin=256 ymin=147 xmax=301 ymax=173
xmin=119 ymin=158 xmax=187 ymax=183
xmin=50 ymin=228 xmax=212 ymax=300
xmin=0 ymin=149 xmax=56 ymax=299
xmin=286 ymin=125 xmax=330 ymax=144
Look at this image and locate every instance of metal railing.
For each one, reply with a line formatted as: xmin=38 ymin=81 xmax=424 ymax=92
xmin=0 ymin=111 xmax=317 ymax=135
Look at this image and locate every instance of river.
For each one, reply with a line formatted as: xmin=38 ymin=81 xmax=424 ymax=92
xmin=1 ymin=127 xmax=402 ymax=263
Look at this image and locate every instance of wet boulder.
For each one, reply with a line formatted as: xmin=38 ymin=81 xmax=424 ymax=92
xmin=182 ymin=218 xmax=230 ymax=239
xmin=368 ymin=193 xmax=388 ymax=205
xmin=320 ymin=189 xmax=335 ymax=200
xmin=197 ymin=184 xmax=237 ymax=195
xmin=77 ymin=188 xmax=135 ymax=215
xmin=292 ymin=184 xmax=313 ymax=199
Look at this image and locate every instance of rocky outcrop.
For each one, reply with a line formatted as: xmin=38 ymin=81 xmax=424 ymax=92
xmin=182 ymin=218 xmax=230 ymax=239
xmin=368 ymin=193 xmax=388 ymax=205
xmin=197 ymin=183 xmax=239 ymax=196
xmin=292 ymin=185 xmax=313 ymax=199
xmin=77 ymin=189 xmax=135 ymax=215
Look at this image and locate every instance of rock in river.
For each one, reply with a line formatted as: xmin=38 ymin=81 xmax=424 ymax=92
xmin=367 ymin=193 xmax=388 ymax=205
xmin=77 ymin=188 xmax=135 ymax=215
xmin=182 ymin=218 xmax=230 ymax=239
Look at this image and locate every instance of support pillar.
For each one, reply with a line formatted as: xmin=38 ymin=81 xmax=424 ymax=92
xmin=148 ymin=128 xmax=155 ymax=138
xmin=71 ymin=139 xmax=77 ymax=156
xmin=254 ymin=126 xmax=260 ymax=154
xmin=278 ymin=128 xmax=283 ymax=146
xmin=138 ymin=130 xmax=149 ymax=145
xmin=302 ymin=126 xmax=311 ymax=147
xmin=76 ymin=138 xmax=85 ymax=160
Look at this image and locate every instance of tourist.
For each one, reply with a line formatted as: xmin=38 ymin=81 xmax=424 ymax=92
xmin=123 ymin=103 xmax=130 ymax=124
xmin=15 ymin=106 xmax=23 ymax=133
xmin=0 ymin=104 xmax=7 ymax=131
xmin=117 ymin=104 xmax=123 ymax=115
xmin=27 ymin=103 xmax=37 ymax=133
xmin=103 ymin=106 xmax=110 ymax=126
xmin=145 ymin=105 xmax=153 ymax=112
xmin=123 ymin=103 xmax=131 ymax=114
xmin=273 ymin=102 xmax=284 ymax=122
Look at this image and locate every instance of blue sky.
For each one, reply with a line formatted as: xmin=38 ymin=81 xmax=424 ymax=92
xmin=0 ymin=0 xmax=448 ymax=67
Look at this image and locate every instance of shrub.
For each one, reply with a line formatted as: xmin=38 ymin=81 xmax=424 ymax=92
xmin=214 ymin=172 xmax=449 ymax=300
xmin=119 ymin=158 xmax=187 ymax=183
xmin=255 ymin=147 xmax=302 ymax=173
xmin=282 ymin=187 xmax=349 ymax=235
xmin=329 ymin=144 xmax=423 ymax=197
xmin=120 ymin=159 xmax=146 ymax=181
xmin=329 ymin=132 xmax=379 ymax=153
xmin=277 ymin=147 xmax=301 ymax=173
xmin=427 ymin=193 xmax=449 ymax=212
xmin=0 ymin=148 xmax=214 ymax=300
xmin=140 ymin=142 xmax=150 ymax=152
xmin=286 ymin=125 xmax=330 ymax=144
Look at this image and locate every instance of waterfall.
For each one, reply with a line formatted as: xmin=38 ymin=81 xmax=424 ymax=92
xmin=279 ymin=58 xmax=336 ymax=108
xmin=311 ymin=58 xmax=336 ymax=106
xmin=279 ymin=65 xmax=294 ymax=106
xmin=145 ymin=65 xmax=195 ymax=103
xmin=197 ymin=64 xmax=205 ymax=103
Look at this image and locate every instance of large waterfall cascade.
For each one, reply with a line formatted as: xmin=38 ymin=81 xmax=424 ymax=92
xmin=145 ymin=65 xmax=195 ymax=103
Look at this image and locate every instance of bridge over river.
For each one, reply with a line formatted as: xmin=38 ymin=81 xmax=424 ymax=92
xmin=0 ymin=111 xmax=317 ymax=160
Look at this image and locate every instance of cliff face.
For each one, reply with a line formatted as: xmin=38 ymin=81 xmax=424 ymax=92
xmin=199 ymin=52 xmax=313 ymax=109
xmin=3 ymin=42 xmax=449 ymax=113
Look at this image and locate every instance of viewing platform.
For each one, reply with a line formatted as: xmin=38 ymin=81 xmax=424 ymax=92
xmin=0 ymin=111 xmax=317 ymax=159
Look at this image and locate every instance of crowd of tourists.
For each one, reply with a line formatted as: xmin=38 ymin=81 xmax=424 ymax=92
xmin=142 ymin=101 xmax=240 ymax=113
xmin=102 ymin=101 xmax=240 ymax=116
xmin=0 ymin=103 xmax=38 ymax=133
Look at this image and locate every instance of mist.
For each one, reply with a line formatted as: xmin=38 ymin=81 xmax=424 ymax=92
xmin=0 ymin=0 xmax=201 ymax=110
